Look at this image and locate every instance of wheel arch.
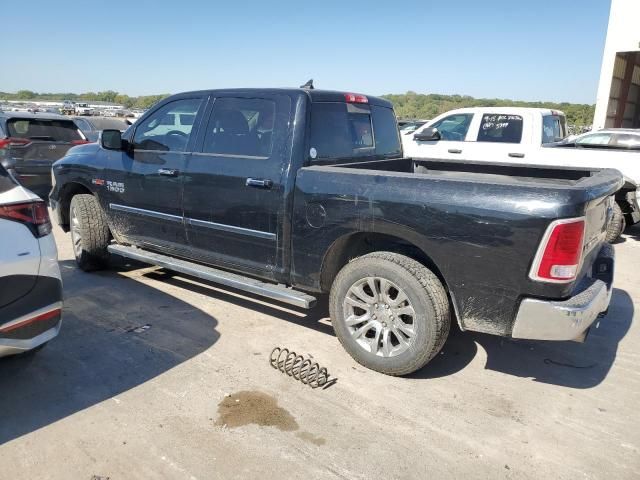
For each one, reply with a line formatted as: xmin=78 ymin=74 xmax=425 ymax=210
xmin=319 ymin=231 xmax=462 ymax=329
xmin=57 ymin=182 xmax=95 ymax=232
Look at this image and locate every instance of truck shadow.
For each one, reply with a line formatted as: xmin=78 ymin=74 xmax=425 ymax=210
xmin=0 ymin=260 xmax=219 ymax=446
xmin=143 ymin=270 xmax=335 ymax=337
xmin=416 ymin=288 xmax=633 ymax=388
xmin=144 ymin=270 xmax=632 ymax=389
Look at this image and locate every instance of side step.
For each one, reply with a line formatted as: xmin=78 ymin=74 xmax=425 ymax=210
xmin=107 ymin=244 xmax=317 ymax=309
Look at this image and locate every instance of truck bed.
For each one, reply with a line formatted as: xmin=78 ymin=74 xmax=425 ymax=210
xmin=293 ymin=157 xmax=622 ymax=336
xmin=333 ymin=157 xmax=617 ymax=188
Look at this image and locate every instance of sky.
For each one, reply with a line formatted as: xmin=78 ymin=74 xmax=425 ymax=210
xmin=1 ymin=0 xmax=612 ymax=104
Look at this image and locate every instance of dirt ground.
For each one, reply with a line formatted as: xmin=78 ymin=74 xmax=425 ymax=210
xmin=0 ymin=223 xmax=639 ymax=479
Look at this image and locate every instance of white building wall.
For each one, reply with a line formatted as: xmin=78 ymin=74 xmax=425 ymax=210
xmin=593 ymin=0 xmax=640 ymax=129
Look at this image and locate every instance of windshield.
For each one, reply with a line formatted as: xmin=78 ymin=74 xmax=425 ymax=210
xmin=309 ymin=102 xmax=401 ymax=162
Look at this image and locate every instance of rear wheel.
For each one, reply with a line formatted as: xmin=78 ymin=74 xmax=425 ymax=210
xmin=70 ymin=194 xmax=110 ymax=271
xmin=606 ymin=202 xmax=626 ymax=244
xmin=329 ymin=252 xmax=450 ymax=376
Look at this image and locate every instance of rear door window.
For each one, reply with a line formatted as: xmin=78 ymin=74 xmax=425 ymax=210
xmin=201 ymin=97 xmax=276 ymax=158
xmin=477 ymin=114 xmax=523 ymax=143
xmin=429 ymin=114 xmax=473 ymax=141
xmin=6 ymin=118 xmax=83 ymax=142
xmin=542 ymin=115 xmax=567 ymax=144
xmin=309 ymin=102 xmax=401 ymax=161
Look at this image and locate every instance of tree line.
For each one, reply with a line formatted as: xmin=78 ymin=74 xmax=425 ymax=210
xmin=382 ymin=92 xmax=595 ymax=126
xmin=1 ymin=89 xmax=596 ymax=125
xmin=0 ymin=90 xmax=170 ymax=110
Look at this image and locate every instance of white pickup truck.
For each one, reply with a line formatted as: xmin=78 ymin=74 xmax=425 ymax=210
xmin=403 ymin=107 xmax=640 ymax=242
xmin=74 ymin=103 xmax=94 ymax=116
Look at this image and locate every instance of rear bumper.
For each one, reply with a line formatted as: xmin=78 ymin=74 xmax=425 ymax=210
xmin=0 ymin=319 xmax=61 ymax=357
xmin=511 ymin=244 xmax=614 ymax=341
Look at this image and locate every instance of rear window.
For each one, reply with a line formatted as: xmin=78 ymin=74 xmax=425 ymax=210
xmin=542 ymin=115 xmax=567 ymax=144
xmin=7 ymin=118 xmax=83 ymax=142
xmin=309 ymin=102 xmax=401 ymax=162
xmin=477 ymin=114 xmax=523 ymax=143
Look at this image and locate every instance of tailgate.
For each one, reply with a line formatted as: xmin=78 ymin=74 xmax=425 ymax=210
xmin=583 ymin=195 xmax=613 ymax=256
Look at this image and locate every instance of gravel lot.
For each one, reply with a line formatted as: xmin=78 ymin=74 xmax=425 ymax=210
xmin=0 ymin=223 xmax=639 ymax=479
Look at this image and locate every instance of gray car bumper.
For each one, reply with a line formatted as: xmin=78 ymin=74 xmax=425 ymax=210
xmin=0 ymin=321 xmax=61 ymax=358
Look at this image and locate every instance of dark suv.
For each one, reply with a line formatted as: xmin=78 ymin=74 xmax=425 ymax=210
xmin=0 ymin=112 xmax=89 ymax=199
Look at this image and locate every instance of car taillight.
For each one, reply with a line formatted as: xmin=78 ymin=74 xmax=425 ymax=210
xmin=530 ymin=218 xmax=585 ymax=282
xmin=0 ymin=201 xmax=52 ymax=238
xmin=71 ymin=139 xmax=91 ymax=145
xmin=344 ymin=93 xmax=369 ymax=104
xmin=0 ymin=137 xmax=30 ymax=149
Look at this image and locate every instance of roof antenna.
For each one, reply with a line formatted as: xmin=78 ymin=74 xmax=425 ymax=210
xmin=300 ymin=79 xmax=314 ymax=90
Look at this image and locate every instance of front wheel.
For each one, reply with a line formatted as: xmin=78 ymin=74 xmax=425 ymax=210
xmin=70 ymin=194 xmax=110 ymax=271
xmin=329 ymin=252 xmax=450 ymax=376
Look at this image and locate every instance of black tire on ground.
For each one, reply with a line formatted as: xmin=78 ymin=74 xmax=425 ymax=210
xmin=329 ymin=251 xmax=450 ymax=376
xmin=606 ymin=202 xmax=626 ymax=244
xmin=70 ymin=194 xmax=110 ymax=271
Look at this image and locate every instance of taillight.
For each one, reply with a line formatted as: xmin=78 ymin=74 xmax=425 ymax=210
xmin=530 ymin=218 xmax=585 ymax=282
xmin=344 ymin=93 xmax=369 ymax=104
xmin=0 ymin=201 xmax=52 ymax=238
xmin=71 ymin=139 xmax=91 ymax=145
xmin=0 ymin=137 xmax=30 ymax=149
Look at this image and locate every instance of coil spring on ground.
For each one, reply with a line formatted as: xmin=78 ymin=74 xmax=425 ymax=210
xmin=269 ymin=347 xmax=332 ymax=388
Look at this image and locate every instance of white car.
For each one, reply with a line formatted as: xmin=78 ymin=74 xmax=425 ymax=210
xmin=404 ymin=107 xmax=640 ymax=241
xmin=0 ymin=164 xmax=62 ymax=356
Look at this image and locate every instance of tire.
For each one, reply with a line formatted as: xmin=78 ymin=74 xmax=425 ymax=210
xmin=70 ymin=194 xmax=110 ymax=271
xmin=329 ymin=252 xmax=450 ymax=376
xmin=605 ymin=202 xmax=626 ymax=244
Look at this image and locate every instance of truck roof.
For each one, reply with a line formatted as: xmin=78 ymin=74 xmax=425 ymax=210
xmin=438 ymin=106 xmax=565 ymax=116
xmin=172 ymin=88 xmax=394 ymax=108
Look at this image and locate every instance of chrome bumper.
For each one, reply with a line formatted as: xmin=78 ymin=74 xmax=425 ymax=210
xmin=511 ymin=280 xmax=611 ymax=342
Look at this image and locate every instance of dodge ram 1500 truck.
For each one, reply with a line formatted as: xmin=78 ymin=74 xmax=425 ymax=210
xmin=403 ymin=107 xmax=639 ymax=242
xmin=50 ymin=89 xmax=621 ymax=375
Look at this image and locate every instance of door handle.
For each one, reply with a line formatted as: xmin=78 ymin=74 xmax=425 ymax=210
xmin=508 ymin=153 xmax=525 ymax=158
xmin=157 ymin=168 xmax=179 ymax=176
xmin=246 ymin=178 xmax=273 ymax=189
xmin=448 ymin=148 xmax=462 ymax=154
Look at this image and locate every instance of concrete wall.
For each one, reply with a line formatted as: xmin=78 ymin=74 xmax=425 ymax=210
xmin=593 ymin=0 xmax=640 ymax=129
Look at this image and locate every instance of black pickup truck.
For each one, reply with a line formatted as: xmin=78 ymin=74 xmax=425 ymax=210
xmin=50 ymin=88 xmax=621 ymax=375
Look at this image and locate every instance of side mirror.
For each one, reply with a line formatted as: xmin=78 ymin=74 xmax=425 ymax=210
xmin=414 ymin=127 xmax=441 ymax=142
xmin=101 ymin=129 xmax=124 ymax=150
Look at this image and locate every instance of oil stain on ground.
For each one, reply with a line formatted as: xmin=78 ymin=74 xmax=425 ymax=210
xmin=215 ymin=390 xmax=298 ymax=431
xmin=215 ymin=390 xmax=325 ymax=445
